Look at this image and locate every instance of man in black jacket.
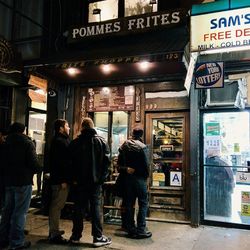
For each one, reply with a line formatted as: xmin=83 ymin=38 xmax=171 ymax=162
xmin=69 ymin=117 xmax=112 ymax=247
xmin=117 ymin=128 xmax=152 ymax=239
xmin=48 ymin=119 xmax=70 ymax=244
xmin=0 ymin=122 xmax=41 ymax=250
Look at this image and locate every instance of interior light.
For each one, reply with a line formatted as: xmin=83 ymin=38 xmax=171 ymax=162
xmin=102 ymin=87 xmax=110 ymax=95
xmin=138 ymin=61 xmax=151 ymax=71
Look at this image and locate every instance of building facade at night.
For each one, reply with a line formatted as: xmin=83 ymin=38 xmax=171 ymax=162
xmin=1 ymin=0 xmax=250 ymax=229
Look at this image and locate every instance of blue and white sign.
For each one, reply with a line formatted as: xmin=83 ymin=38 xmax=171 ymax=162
xmin=195 ymin=62 xmax=224 ymax=89
xmin=191 ymin=7 xmax=250 ymax=52
xmin=170 ymin=171 xmax=182 ymax=186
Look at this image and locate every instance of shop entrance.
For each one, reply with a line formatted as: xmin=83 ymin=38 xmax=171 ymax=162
xmin=203 ymin=111 xmax=250 ymax=227
xmin=145 ymin=112 xmax=190 ymax=222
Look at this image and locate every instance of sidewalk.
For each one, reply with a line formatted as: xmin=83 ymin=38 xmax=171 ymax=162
xmin=22 ymin=209 xmax=250 ymax=250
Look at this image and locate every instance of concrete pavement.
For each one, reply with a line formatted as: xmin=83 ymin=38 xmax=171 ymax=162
xmin=19 ymin=208 xmax=250 ymax=250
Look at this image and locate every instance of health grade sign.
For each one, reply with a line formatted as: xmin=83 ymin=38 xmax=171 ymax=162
xmin=191 ymin=7 xmax=250 ymax=52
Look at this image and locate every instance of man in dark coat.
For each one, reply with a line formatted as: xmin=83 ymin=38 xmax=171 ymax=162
xmin=0 ymin=122 xmax=41 ymax=250
xmin=117 ymin=127 xmax=152 ymax=239
xmin=69 ymin=117 xmax=112 ymax=247
xmin=48 ymin=119 xmax=71 ymax=244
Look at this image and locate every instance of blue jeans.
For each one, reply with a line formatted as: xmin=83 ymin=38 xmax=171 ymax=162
xmin=71 ymin=184 xmax=103 ymax=239
xmin=0 ymin=185 xmax=32 ymax=248
xmin=123 ymin=176 xmax=148 ymax=234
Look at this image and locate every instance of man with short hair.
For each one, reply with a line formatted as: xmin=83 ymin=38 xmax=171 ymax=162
xmin=118 ymin=127 xmax=152 ymax=239
xmin=69 ymin=117 xmax=112 ymax=247
xmin=0 ymin=122 xmax=41 ymax=250
xmin=48 ymin=119 xmax=71 ymax=244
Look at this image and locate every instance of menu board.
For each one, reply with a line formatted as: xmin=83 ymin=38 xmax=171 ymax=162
xmin=87 ymin=85 xmax=135 ymax=112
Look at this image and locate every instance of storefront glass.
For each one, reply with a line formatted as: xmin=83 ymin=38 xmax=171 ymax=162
xmin=88 ymin=0 xmax=118 ymax=23
xmin=28 ymin=111 xmax=46 ymax=196
xmin=93 ymin=111 xmax=128 ymax=156
xmin=203 ymin=111 xmax=250 ymax=225
xmin=152 ymin=117 xmax=183 ymax=188
xmin=112 ymin=111 xmax=128 ymax=156
xmin=125 ymin=0 xmax=157 ymax=16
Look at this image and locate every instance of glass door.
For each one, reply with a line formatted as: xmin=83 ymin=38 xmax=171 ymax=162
xmin=146 ymin=112 xmax=190 ymax=222
xmin=203 ymin=111 xmax=250 ymax=226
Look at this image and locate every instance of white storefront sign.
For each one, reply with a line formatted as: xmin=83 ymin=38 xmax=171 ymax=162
xmin=191 ymin=7 xmax=250 ymax=52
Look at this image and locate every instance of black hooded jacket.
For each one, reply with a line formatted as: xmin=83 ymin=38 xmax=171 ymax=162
xmin=2 ymin=133 xmax=41 ymax=186
xmin=69 ymin=128 xmax=110 ymax=186
xmin=117 ymin=139 xmax=149 ymax=178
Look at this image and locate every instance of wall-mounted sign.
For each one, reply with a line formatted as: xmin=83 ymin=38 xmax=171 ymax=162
xmin=191 ymin=7 xmax=250 ymax=52
xmin=0 ymin=36 xmax=22 ymax=73
xmin=55 ymin=52 xmax=182 ymax=69
xmin=28 ymin=75 xmax=47 ymax=92
xmin=195 ymin=62 xmax=224 ymax=89
xmin=87 ymin=85 xmax=135 ymax=112
xmin=68 ymin=9 xmax=188 ymax=43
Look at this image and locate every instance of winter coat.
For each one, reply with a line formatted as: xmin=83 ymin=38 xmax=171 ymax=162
xmin=49 ymin=132 xmax=71 ymax=184
xmin=2 ymin=133 xmax=41 ymax=186
xmin=117 ymin=139 xmax=149 ymax=179
xmin=69 ymin=128 xmax=110 ymax=186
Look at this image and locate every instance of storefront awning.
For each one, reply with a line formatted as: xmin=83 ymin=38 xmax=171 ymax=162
xmin=25 ymin=26 xmax=189 ymax=83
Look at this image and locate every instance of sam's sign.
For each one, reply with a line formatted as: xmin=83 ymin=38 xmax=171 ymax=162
xmin=191 ymin=7 xmax=250 ymax=52
xmin=68 ymin=9 xmax=188 ymax=43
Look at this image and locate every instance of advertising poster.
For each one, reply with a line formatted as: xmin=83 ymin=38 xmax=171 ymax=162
xmin=152 ymin=173 xmax=165 ymax=187
xmin=204 ymin=135 xmax=221 ymax=157
xmin=241 ymin=191 xmax=250 ymax=216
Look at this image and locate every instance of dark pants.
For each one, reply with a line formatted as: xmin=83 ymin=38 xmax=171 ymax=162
xmin=71 ymin=185 xmax=103 ymax=239
xmin=123 ymin=176 xmax=148 ymax=234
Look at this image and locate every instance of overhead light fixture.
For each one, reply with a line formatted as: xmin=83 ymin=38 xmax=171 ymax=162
xmin=66 ymin=67 xmax=78 ymax=76
xmin=138 ymin=61 xmax=151 ymax=71
xmin=101 ymin=64 xmax=117 ymax=74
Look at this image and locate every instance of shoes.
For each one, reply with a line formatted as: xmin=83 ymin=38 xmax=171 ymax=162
xmin=8 ymin=241 xmax=31 ymax=250
xmin=69 ymin=236 xmax=80 ymax=244
xmin=93 ymin=235 xmax=112 ymax=247
xmin=49 ymin=236 xmax=68 ymax=244
xmin=136 ymin=231 xmax=152 ymax=239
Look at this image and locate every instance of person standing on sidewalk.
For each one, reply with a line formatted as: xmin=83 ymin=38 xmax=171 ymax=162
xmin=69 ymin=117 xmax=112 ymax=247
xmin=48 ymin=119 xmax=70 ymax=244
xmin=0 ymin=122 xmax=41 ymax=250
xmin=117 ymin=127 xmax=152 ymax=239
